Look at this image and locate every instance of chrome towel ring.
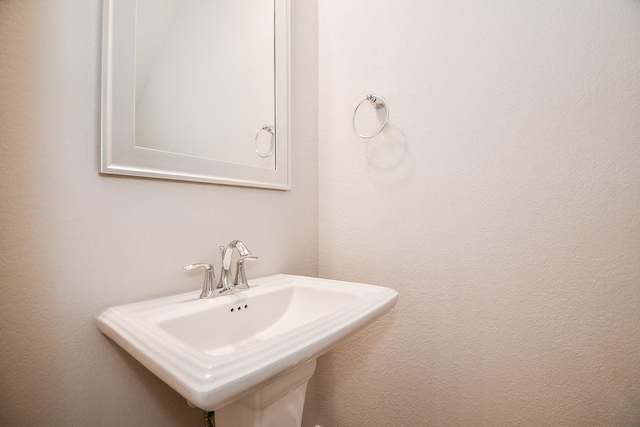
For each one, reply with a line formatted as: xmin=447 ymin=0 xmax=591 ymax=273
xmin=254 ymin=125 xmax=275 ymax=158
xmin=352 ymin=94 xmax=389 ymax=139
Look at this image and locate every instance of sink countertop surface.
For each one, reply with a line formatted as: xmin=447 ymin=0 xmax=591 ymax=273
xmin=96 ymin=274 xmax=398 ymax=411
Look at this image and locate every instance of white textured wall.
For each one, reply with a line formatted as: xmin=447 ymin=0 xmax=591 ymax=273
xmin=0 ymin=1 xmax=317 ymax=425
xmin=316 ymin=1 xmax=640 ymax=426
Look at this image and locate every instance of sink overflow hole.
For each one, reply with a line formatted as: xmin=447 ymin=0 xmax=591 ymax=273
xmin=230 ymin=305 xmax=248 ymax=313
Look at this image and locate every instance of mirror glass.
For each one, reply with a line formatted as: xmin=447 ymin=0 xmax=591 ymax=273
xmin=100 ymin=0 xmax=290 ymax=189
xmin=135 ymin=0 xmax=275 ymax=170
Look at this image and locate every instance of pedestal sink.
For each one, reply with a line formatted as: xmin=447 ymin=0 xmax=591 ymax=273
xmin=97 ymin=274 xmax=398 ymax=427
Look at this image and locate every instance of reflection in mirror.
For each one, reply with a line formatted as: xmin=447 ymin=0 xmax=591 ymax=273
xmin=135 ymin=0 xmax=276 ymax=169
xmin=100 ymin=0 xmax=289 ymax=189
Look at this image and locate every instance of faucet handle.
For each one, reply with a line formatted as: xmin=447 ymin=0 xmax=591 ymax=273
xmin=234 ymin=256 xmax=258 ymax=289
xmin=184 ymin=263 xmax=218 ymax=299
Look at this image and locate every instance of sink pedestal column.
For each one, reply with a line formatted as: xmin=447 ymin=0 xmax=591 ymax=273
xmin=214 ymin=359 xmax=316 ymax=427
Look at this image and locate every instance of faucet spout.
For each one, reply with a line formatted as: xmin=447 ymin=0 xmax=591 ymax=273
xmin=222 ymin=240 xmax=251 ymax=269
xmin=219 ymin=240 xmax=252 ymax=290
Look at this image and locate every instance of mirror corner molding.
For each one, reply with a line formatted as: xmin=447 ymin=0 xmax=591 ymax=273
xmin=100 ymin=0 xmax=291 ymax=190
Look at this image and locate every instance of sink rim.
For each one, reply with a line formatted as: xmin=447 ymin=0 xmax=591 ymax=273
xmin=96 ymin=274 xmax=398 ymax=411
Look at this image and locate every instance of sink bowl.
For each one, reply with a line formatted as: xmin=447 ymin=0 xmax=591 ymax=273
xmin=96 ymin=274 xmax=398 ymax=411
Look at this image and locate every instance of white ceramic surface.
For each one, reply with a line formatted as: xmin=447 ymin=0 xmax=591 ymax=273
xmin=96 ymin=274 xmax=398 ymax=411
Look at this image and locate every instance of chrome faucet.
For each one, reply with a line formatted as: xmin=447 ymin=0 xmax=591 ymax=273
xmin=235 ymin=255 xmax=258 ymax=289
xmin=184 ymin=240 xmax=258 ymax=299
xmin=218 ymin=240 xmax=257 ymax=291
xmin=183 ymin=263 xmax=224 ymax=298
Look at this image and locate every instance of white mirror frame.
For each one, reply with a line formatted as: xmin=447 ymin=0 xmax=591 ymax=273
xmin=100 ymin=0 xmax=290 ymax=190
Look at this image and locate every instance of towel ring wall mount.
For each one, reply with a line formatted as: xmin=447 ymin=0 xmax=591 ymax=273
xmin=352 ymin=94 xmax=389 ymax=139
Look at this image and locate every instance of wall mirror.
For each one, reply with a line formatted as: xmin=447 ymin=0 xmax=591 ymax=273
xmin=101 ymin=0 xmax=290 ymax=189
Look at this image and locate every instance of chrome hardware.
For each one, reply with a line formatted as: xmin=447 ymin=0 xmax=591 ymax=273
xmin=183 ymin=263 xmax=227 ymax=299
xmin=184 ymin=241 xmax=257 ymax=298
xmin=219 ymin=240 xmax=253 ymax=291
xmin=235 ymin=256 xmax=258 ymax=289
xmin=254 ymin=125 xmax=275 ymax=158
xmin=352 ymin=93 xmax=389 ymax=139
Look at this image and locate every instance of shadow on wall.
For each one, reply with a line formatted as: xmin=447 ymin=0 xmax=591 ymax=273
xmin=0 ymin=1 xmax=70 ymax=422
xmin=313 ymin=309 xmax=398 ymax=425
xmin=102 ymin=340 xmax=200 ymax=422
xmin=365 ymin=125 xmax=414 ymax=189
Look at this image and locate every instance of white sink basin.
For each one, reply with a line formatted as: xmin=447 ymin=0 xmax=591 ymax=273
xmin=96 ymin=274 xmax=398 ymax=411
